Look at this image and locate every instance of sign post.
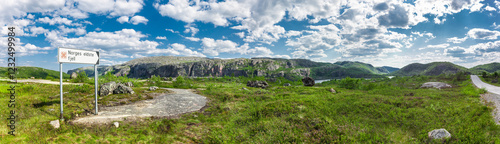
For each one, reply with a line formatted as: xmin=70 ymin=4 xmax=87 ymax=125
xmin=58 ymin=47 xmax=99 ymax=120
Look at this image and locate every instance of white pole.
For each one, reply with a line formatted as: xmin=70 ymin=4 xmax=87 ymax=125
xmin=94 ymin=65 xmax=98 ymax=115
xmin=59 ymin=63 xmax=64 ymax=120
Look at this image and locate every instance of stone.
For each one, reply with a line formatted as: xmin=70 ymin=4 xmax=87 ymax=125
xmin=99 ymin=82 xmax=135 ymax=96
xmin=329 ymin=88 xmax=336 ymax=93
xmin=283 ymin=83 xmax=291 ymax=86
xmin=247 ymin=80 xmax=269 ymax=89
xmin=113 ymin=84 xmax=135 ymax=95
xmin=420 ymin=82 xmax=452 ymax=89
xmin=113 ymin=122 xmax=119 ymax=128
xmin=428 ymin=128 xmax=451 ymax=139
xmin=30 ymin=77 xmax=35 ymax=79
xmin=242 ymin=87 xmax=249 ymax=90
xmin=50 ymin=120 xmax=60 ymax=129
xmin=99 ymin=82 xmax=119 ymax=96
xmin=492 ymin=79 xmax=498 ymax=83
xmin=48 ymin=109 xmax=54 ymax=112
xmin=149 ymin=86 xmax=159 ymax=91
xmin=70 ymin=72 xmax=78 ymax=79
xmin=302 ymin=76 xmax=315 ymax=86
xmin=125 ymin=82 xmax=134 ymax=87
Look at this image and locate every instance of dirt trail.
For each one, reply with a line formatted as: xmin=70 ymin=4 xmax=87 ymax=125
xmin=71 ymin=88 xmax=207 ymax=125
xmin=471 ymin=75 xmax=500 ymax=125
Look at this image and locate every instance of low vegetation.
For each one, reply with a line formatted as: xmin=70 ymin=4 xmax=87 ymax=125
xmin=1 ymin=72 xmax=499 ymax=143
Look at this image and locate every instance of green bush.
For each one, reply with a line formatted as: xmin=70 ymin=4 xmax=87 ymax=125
xmin=173 ymin=76 xmax=193 ymax=88
xmin=71 ymin=71 xmax=88 ymax=83
xmin=338 ymin=77 xmax=359 ymax=89
xmin=45 ymin=76 xmax=54 ymax=80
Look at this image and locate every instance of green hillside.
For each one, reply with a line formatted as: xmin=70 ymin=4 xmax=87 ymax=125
xmin=391 ymin=62 xmax=469 ymax=76
xmin=333 ymin=61 xmax=390 ymax=74
xmin=471 ymin=62 xmax=500 ymax=73
xmin=0 ymin=66 xmax=70 ymax=79
xmin=377 ymin=66 xmax=399 ymax=73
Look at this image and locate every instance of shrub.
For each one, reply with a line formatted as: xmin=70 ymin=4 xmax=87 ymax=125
xmin=173 ymin=76 xmax=193 ymax=88
xmin=338 ymin=77 xmax=359 ymax=89
xmin=45 ymin=76 xmax=54 ymax=80
xmin=72 ymin=71 xmax=88 ymax=83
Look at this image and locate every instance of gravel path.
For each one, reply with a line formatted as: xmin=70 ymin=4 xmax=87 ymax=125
xmin=471 ymin=75 xmax=500 ymax=125
xmin=71 ymin=88 xmax=207 ymax=125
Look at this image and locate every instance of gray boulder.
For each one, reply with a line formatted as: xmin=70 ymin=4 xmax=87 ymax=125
xmin=50 ymin=120 xmax=60 ymax=129
xmin=99 ymin=82 xmax=119 ymax=96
xmin=241 ymin=87 xmax=249 ymax=90
xmin=71 ymin=72 xmax=78 ymax=79
xmin=149 ymin=86 xmax=159 ymax=91
xmin=302 ymin=77 xmax=315 ymax=86
xmin=428 ymin=128 xmax=451 ymax=139
xmin=247 ymin=80 xmax=269 ymax=88
xmin=283 ymin=83 xmax=291 ymax=86
xmin=125 ymin=82 xmax=134 ymax=87
xmin=99 ymin=82 xmax=135 ymax=96
xmin=329 ymin=88 xmax=336 ymax=93
xmin=420 ymin=82 xmax=452 ymax=89
xmin=113 ymin=83 xmax=135 ymax=94
xmin=113 ymin=122 xmax=119 ymax=128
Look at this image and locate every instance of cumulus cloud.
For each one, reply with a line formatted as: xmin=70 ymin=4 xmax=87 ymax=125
xmin=130 ymin=15 xmax=148 ymax=25
xmin=46 ymin=29 xmax=159 ymax=58
xmin=447 ymin=37 xmax=467 ymax=43
xmin=184 ymin=37 xmax=200 ymax=41
xmin=37 ymin=17 xmax=73 ymax=25
xmin=117 ymin=16 xmax=129 ymax=23
xmin=201 ymin=38 xmax=242 ymax=56
xmin=378 ymin=5 xmax=409 ymax=28
xmin=146 ymin=43 xmax=205 ymax=57
xmin=373 ymin=2 xmax=389 ymax=11
xmin=467 ymin=28 xmax=500 ymax=40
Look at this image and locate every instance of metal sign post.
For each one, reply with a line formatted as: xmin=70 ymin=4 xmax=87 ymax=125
xmin=58 ymin=47 xmax=100 ymax=120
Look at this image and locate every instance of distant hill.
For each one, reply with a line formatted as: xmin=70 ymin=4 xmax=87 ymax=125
xmin=377 ymin=66 xmax=399 ymax=73
xmin=391 ymin=62 xmax=468 ymax=76
xmin=0 ymin=66 xmax=70 ymax=79
xmin=334 ymin=61 xmax=389 ymax=74
xmin=471 ymin=62 xmax=500 ymax=73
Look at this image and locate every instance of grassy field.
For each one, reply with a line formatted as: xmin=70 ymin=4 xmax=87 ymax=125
xmin=1 ymin=74 xmax=499 ymax=143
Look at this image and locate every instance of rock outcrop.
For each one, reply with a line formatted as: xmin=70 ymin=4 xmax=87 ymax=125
xmin=428 ymin=128 xmax=451 ymax=139
xmin=70 ymin=72 xmax=78 ymax=79
xmin=420 ymin=82 xmax=452 ymax=89
xmin=247 ymin=81 xmax=269 ymax=88
xmin=302 ymin=77 xmax=315 ymax=86
xmin=99 ymin=82 xmax=135 ymax=96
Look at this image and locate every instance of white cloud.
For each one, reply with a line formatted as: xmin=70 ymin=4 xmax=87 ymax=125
xmin=130 ymin=15 xmax=148 ymax=25
xmin=246 ymin=47 xmax=273 ymax=57
xmin=234 ymin=32 xmax=245 ymax=38
xmin=201 ymin=38 xmax=242 ymax=56
xmin=467 ymin=28 xmax=500 ymax=40
xmin=418 ymin=43 xmax=450 ymax=50
xmin=117 ymin=16 xmax=129 ymax=23
xmin=37 ymin=17 xmax=73 ymax=25
xmin=46 ymin=29 xmax=160 ymax=59
xmin=0 ymin=0 xmax=65 ymax=26
xmin=184 ymin=37 xmax=200 ymax=41
xmin=145 ymin=43 xmax=205 ymax=57
xmin=0 ymin=37 xmax=54 ymax=58
xmin=485 ymin=5 xmax=496 ymax=11
xmin=447 ymin=37 xmax=468 ymax=43
xmin=110 ymin=0 xmax=145 ymax=16
xmin=184 ymin=24 xmax=199 ymax=36
xmin=156 ymin=36 xmax=167 ymax=40
xmin=165 ymin=28 xmax=179 ymax=33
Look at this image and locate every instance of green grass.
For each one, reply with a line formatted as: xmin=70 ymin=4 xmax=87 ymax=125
xmin=0 ymin=66 xmax=70 ymax=79
xmin=0 ymin=74 xmax=499 ymax=143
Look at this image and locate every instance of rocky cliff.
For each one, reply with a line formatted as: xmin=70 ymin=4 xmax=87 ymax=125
xmin=68 ymin=56 xmax=320 ymax=80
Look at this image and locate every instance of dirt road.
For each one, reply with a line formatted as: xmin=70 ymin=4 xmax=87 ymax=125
xmin=72 ymin=88 xmax=207 ymax=125
xmin=470 ymin=75 xmax=500 ymax=95
xmin=471 ymin=75 xmax=500 ymax=124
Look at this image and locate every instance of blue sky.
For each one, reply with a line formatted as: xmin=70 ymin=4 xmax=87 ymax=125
xmin=1 ymin=0 xmax=500 ymax=72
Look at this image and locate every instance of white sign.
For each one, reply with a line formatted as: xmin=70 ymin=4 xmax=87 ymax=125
xmin=58 ymin=47 xmax=99 ymax=64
